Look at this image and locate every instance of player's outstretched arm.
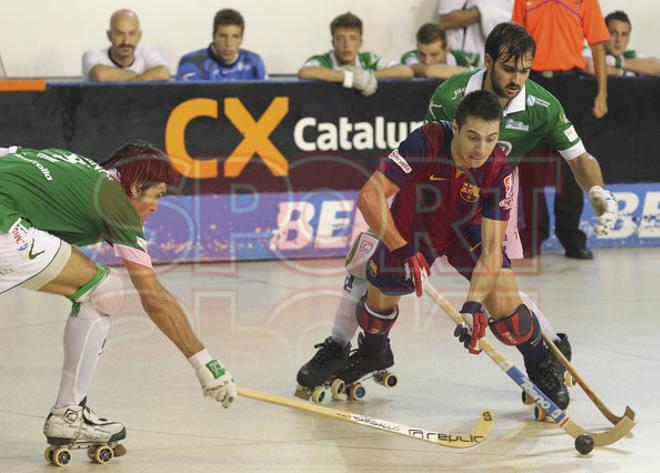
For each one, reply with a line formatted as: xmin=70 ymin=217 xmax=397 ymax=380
xmin=454 ymin=216 xmax=508 ymax=354
xmin=465 ymin=216 xmax=507 ymax=305
xmin=123 ymin=258 xmax=237 ymax=408
xmin=357 ymin=171 xmax=405 ymax=250
xmin=568 ymin=154 xmax=618 ymax=236
xmin=567 ymin=152 xmax=605 ymax=193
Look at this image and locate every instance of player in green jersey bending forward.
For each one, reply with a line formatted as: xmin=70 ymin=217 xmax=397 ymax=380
xmin=426 ymin=23 xmax=618 ymax=259
xmin=0 ymin=142 xmax=236 ymax=463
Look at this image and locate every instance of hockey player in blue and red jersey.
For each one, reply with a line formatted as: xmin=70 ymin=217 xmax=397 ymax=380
xmin=176 ymin=9 xmax=266 ymax=81
xmin=296 ymin=90 xmax=571 ymax=409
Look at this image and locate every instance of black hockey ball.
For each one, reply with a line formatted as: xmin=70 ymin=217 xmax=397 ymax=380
xmin=575 ymin=434 xmax=594 ymax=455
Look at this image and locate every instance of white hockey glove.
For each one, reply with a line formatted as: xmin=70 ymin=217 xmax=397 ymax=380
xmin=347 ymin=66 xmax=378 ymax=96
xmin=189 ymin=350 xmax=237 ymax=408
xmin=588 ymin=185 xmax=618 ymax=236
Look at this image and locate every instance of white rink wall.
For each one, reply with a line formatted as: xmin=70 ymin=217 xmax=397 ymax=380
xmin=2 ymin=0 xmax=658 ymax=78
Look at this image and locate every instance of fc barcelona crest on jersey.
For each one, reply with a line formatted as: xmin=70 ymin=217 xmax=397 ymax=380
xmin=459 ymin=182 xmax=480 ymax=203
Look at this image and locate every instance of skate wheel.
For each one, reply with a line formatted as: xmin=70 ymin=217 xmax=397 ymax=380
xmin=330 ymin=378 xmax=345 ymax=398
xmin=44 ymin=447 xmax=54 ymax=463
xmin=94 ymin=445 xmax=114 ymax=464
xmin=311 ymin=386 xmax=326 ymax=404
xmin=564 ymin=371 xmax=576 ymax=387
xmin=113 ymin=444 xmax=127 ymax=457
xmin=521 ymin=391 xmax=533 ymax=405
xmin=294 ymin=384 xmax=311 ymax=401
xmin=52 ymin=447 xmax=71 ymax=466
xmin=381 ymin=373 xmax=398 ymax=388
xmin=348 ymin=383 xmax=366 ymax=401
xmin=534 ymin=406 xmax=547 ymax=422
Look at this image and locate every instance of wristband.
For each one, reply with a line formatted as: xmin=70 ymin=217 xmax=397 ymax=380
xmin=188 ymin=348 xmax=213 ymax=371
xmin=342 ymin=70 xmax=354 ymax=88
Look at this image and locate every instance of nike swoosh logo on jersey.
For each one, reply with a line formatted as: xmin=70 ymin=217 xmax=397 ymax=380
xmin=429 ymin=175 xmax=448 ymax=181
xmin=28 ymin=240 xmax=45 ymax=260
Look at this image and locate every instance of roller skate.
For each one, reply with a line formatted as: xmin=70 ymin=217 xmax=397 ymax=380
xmin=335 ymin=333 xmax=398 ymax=401
xmin=522 ymin=334 xmax=571 ymax=422
xmin=43 ymin=398 xmax=126 ymax=466
xmin=295 ymin=337 xmax=351 ymax=403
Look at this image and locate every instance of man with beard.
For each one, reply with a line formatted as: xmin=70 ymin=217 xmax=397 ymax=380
xmin=83 ymin=9 xmax=170 ymax=82
xmin=425 ymin=22 xmax=617 ymax=259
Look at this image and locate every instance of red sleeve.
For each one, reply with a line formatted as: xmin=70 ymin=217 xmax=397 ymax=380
xmin=481 ymin=154 xmax=514 ymax=222
xmin=511 ymin=0 xmax=527 ymax=26
xmin=378 ymin=125 xmax=437 ymax=190
xmin=583 ymin=0 xmax=609 ymax=45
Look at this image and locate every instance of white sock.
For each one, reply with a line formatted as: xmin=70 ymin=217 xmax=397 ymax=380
xmin=54 ymin=309 xmax=110 ymax=408
xmin=331 ymin=274 xmax=366 ymax=345
xmin=519 ymin=291 xmax=559 ymax=341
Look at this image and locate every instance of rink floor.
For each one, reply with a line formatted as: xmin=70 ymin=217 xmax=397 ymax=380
xmin=0 ymin=247 xmax=657 ymax=472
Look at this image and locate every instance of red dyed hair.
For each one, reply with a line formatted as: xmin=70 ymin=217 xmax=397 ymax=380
xmin=101 ymin=140 xmax=179 ymax=196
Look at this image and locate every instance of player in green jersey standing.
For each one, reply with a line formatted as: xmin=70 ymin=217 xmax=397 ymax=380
xmin=0 ymin=142 xmax=236 ymax=464
xmin=425 ymin=23 xmax=618 ymax=259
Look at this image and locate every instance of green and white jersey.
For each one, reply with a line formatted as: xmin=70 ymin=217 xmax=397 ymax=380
xmin=425 ymin=69 xmax=585 ymax=167
xmin=0 ymin=147 xmax=148 ymax=258
xmin=400 ymin=49 xmax=481 ymax=68
xmin=303 ymin=50 xmax=395 ymax=71
xmin=584 ymin=46 xmax=646 ymax=76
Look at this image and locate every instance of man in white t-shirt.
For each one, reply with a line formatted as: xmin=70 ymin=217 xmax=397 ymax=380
xmin=82 ymin=9 xmax=169 ymax=82
xmin=437 ymin=0 xmax=513 ymax=62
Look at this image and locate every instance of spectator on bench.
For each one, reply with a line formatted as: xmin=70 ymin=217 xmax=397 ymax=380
xmin=177 ymin=9 xmax=267 ymax=81
xmin=584 ymin=11 xmax=660 ymax=77
xmin=82 ymin=9 xmax=169 ymax=82
xmin=298 ymin=12 xmax=412 ymax=97
xmin=401 ymin=23 xmax=478 ymax=79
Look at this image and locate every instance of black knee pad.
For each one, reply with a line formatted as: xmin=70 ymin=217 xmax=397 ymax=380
xmin=355 ymin=296 xmax=399 ymax=335
xmin=488 ymin=304 xmax=541 ymax=346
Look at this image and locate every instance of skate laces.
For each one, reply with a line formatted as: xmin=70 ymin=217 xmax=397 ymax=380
xmin=345 ymin=346 xmax=367 ymax=369
xmin=310 ymin=338 xmax=343 ymax=368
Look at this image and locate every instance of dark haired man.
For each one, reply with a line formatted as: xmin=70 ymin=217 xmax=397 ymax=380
xmin=426 ymin=22 xmax=617 ymax=259
xmin=296 ymin=91 xmax=574 ymax=410
xmin=0 ymin=142 xmax=236 ymax=462
xmin=584 ymin=11 xmax=660 ymax=77
xmin=401 ymin=23 xmax=479 ymax=79
xmin=177 ymin=8 xmax=266 ymax=81
xmin=298 ymin=12 xmax=412 ymax=96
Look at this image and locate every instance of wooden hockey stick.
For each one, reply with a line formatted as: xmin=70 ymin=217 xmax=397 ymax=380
xmin=423 ymin=283 xmax=634 ymax=448
xmin=238 ymin=387 xmax=494 ymax=449
xmin=543 ymin=334 xmax=636 ymax=425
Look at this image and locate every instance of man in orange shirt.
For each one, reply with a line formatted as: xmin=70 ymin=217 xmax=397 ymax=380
xmin=512 ymin=0 xmax=609 ymax=118
xmin=512 ymin=0 xmax=609 ymax=259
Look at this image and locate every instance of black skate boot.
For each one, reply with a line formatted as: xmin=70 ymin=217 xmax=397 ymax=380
xmin=553 ymin=333 xmax=575 ymax=386
xmin=527 ymin=346 xmax=570 ymax=413
xmin=335 ymin=333 xmax=397 ymax=400
xmin=295 ymin=337 xmax=350 ymax=403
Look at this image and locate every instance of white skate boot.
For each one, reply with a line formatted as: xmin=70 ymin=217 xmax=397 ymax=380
xmin=43 ymin=398 xmax=126 ymax=466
